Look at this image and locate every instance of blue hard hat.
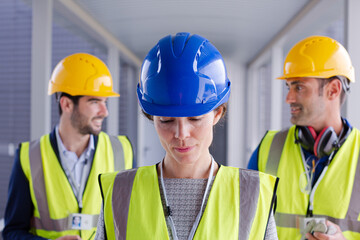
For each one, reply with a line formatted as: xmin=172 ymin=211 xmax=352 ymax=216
xmin=137 ymin=32 xmax=231 ymax=117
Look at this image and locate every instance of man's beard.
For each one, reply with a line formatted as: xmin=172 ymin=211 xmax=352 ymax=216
xmin=71 ymin=107 xmax=103 ymax=135
xmin=289 ymin=103 xmax=304 ymax=125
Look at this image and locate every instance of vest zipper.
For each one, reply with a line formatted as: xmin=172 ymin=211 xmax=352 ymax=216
xmin=306 ymin=201 xmax=313 ymax=217
xmin=79 ymin=201 xmax=82 ymax=238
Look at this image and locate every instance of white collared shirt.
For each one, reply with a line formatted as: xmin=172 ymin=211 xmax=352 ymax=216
xmin=55 ymin=126 xmax=95 ymax=207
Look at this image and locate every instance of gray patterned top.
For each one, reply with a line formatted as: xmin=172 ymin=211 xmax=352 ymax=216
xmin=159 ymin=177 xmax=213 ymax=239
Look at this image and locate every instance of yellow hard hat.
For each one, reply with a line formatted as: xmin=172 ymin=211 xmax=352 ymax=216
xmin=278 ymin=36 xmax=355 ymax=82
xmin=48 ymin=53 xmax=120 ymax=97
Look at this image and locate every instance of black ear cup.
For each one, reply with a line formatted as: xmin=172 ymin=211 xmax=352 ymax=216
xmin=314 ymin=127 xmax=338 ymax=158
xmin=296 ymin=126 xmax=339 ymax=158
xmin=296 ymin=126 xmax=317 ymax=152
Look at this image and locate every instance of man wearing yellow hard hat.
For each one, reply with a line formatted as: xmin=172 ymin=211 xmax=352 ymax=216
xmin=248 ymin=36 xmax=360 ymax=239
xmin=2 ymin=53 xmax=133 ymax=240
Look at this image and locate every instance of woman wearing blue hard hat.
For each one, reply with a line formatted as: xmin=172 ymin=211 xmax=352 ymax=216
xmin=95 ymin=32 xmax=279 ymax=240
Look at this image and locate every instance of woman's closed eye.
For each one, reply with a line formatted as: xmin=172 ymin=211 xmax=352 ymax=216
xmin=159 ymin=118 xmax=174 ymax=123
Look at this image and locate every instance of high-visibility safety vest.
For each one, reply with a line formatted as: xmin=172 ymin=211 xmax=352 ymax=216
xmin=99 ymin=165 xmax=278 ymax=240
xmin=20 ymin=131 xmax=133 ymax=240
xmin=258 ymin=125 xmax=360 ymax=239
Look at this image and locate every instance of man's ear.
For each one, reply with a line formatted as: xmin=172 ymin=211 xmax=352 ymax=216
xmin=59 ymin=96 xmax=74 ymax=114
xmin=326 ymin=78 xmax=342 ymax=100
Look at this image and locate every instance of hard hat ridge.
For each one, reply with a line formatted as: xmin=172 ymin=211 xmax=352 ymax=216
xmin=172 ymin=32 xmax=191 ymax=57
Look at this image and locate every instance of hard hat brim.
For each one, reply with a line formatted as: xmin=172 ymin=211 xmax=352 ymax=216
xmin=277 ymin=70 xmax=355 ymax=82
xmin=137 ymin=86 xmax=230 ymax=117
xmin=48 ymin=82 xmax=120 ymax=97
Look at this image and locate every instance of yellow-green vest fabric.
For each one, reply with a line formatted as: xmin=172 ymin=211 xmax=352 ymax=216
xmin=258 ymin=126 xmax=360 ymax=239
xmin=100 ymin=165 xmax=278 ymax=240
xmin=20 ymin=131 xmax=133 ymax=239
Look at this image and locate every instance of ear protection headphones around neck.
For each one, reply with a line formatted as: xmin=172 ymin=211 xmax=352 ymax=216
xmin=295 ymin=122 xmax=350 ymax=159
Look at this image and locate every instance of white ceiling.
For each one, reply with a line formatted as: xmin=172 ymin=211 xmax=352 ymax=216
xmin=58 ymin=0 xmax=311 ymax=64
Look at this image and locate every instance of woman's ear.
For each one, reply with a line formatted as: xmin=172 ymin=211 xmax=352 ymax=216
xmin=213 ymin=106 xmax=224 ymax=125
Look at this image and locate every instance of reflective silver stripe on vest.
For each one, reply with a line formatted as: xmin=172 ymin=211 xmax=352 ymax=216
xmin=265 ymin=129 xmax=288 ymax=176
xmin=239 ymin=169 xmax=260 ymax=240
xmin=108 ymin=135 xmax=125 ymax=171
xmin=275 ymin=212 xmax=360 ymax=232
xmin=112 ymin=169 xmax=138 ymax=240
xmin=269 ymin=130 xmax=360 ymax=232
xmin=29 ymin=139 xmax=98 ymax=231
xmin=345 ymin=149 xmax=360 ymax=221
